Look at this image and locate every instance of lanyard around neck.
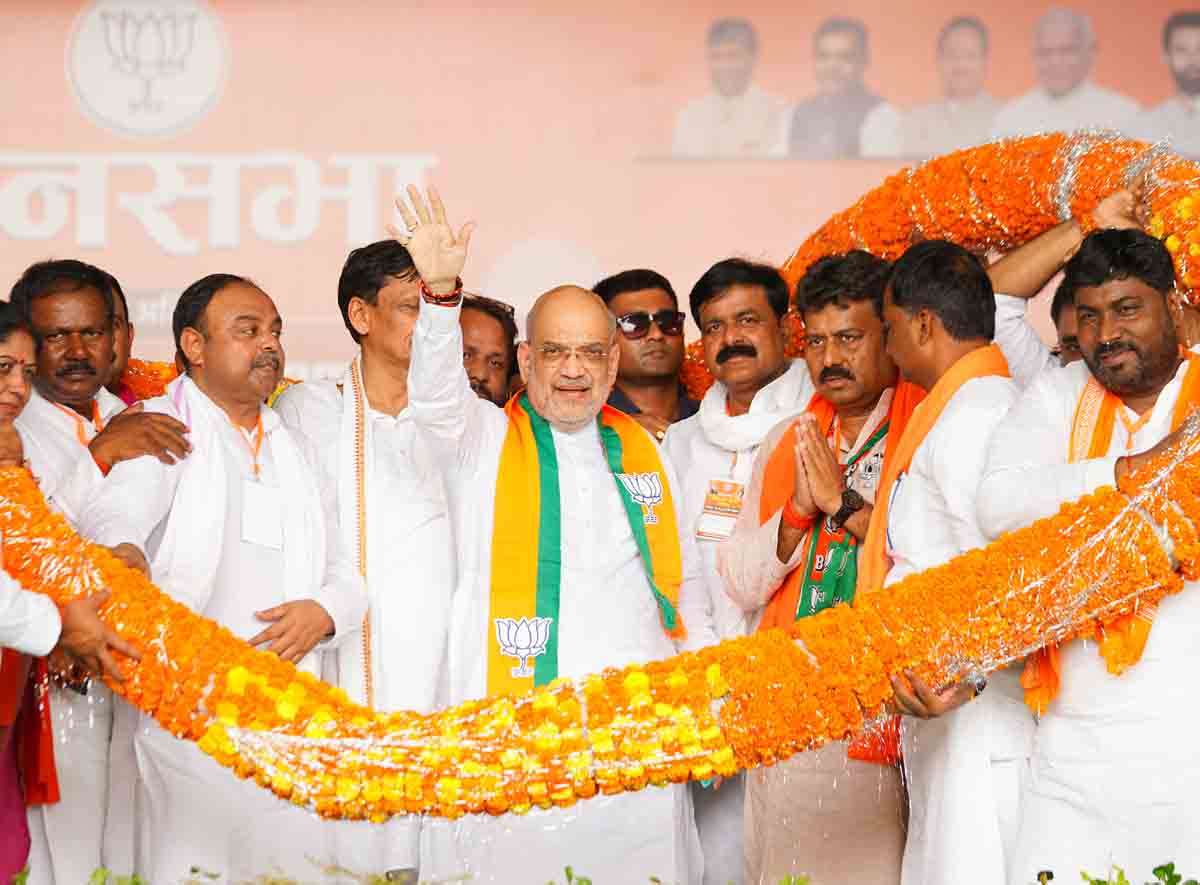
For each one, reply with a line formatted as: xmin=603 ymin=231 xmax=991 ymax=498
xmin=50 ymin=399 xmax=104 ymax=447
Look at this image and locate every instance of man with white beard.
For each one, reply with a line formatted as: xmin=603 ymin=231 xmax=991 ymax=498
xmin=393 ymin=185 xmax=714 ymax=884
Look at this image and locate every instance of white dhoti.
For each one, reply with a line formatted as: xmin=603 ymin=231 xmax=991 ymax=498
xmin=901 ymin=669 xmax=1032 ymax=885
xmin=423 ymin=786 xmax=699 ymax=884
xmin=135 ymin=719 xmax=333 ymax=883
xmin=26 ymin=682 xmax=113 ymax=885
xmin=744 ymin=741 xmax=905 ymax=885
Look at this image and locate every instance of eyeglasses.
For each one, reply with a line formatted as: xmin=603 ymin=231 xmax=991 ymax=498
xmin=615 ymin=310 xmax=686 ymax=340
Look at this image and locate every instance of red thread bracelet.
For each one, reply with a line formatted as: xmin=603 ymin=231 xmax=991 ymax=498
xmin=420 ymin=277 xmax=464 ymax=305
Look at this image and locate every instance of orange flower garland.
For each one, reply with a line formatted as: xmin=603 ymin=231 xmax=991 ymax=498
xmin=3 ymin=409 xmax=1199 ymax=821
xmin=682 ymin=134 xmax=1200 ymax=399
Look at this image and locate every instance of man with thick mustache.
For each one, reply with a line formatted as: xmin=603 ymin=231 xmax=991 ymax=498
xmin=8 ymin=259 xmax=189 ymax=885
xmin=718 ymin=250 xmax=911 ymax=884
xmin=79 ymin=274 xmax=363 ymax=882
xmin=393 ymin=186 xmax=713 ymax=884
xmin=979 ymin=229 xmax=1200 ymax=879
xmin=661 ymin=257 xmax=813 ymax=885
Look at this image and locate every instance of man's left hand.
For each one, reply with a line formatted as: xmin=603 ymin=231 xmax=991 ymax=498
xmin=795 ymin=415 xmax=844 ymax=516
xmin=250 ymin=600 xmax=335 ymax=663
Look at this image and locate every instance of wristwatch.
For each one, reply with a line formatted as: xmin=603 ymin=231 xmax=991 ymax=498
xmin=830 ymin=488 xmax=865 ymax=531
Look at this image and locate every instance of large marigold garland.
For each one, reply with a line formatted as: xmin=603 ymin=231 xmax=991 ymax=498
xmin=682 ymin=133 xmax=1200 ymax=399
xmin=4 ymin=409 xmax=1200 ymax=821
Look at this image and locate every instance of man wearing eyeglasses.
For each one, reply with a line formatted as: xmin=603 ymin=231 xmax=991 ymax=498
xmin=594 ymin=269 xmax=698 ymax=441
xmin=395 ymin=186 xmax=714 ymax=884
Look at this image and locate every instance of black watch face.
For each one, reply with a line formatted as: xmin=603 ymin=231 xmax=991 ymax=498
xmin=844 ymin=489 xmax=864 ymax=510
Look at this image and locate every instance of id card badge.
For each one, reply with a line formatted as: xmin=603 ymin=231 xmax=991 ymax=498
xmin=695 ymin=478 xmax=745 ymax=541
xmin=242 ymin=480 xmax=283 ymax=550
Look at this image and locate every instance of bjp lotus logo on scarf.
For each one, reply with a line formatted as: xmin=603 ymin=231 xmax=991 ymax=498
xmin=495 ymin=617 xmax=552 ymax=677
xmin=617 ymin=472 xmax=664 ymax=525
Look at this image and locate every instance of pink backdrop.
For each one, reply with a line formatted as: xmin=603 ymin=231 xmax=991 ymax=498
xmin=0 ymin=0 xmax=1186 ymax=374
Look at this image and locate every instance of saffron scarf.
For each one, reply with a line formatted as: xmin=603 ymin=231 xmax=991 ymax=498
xmin=1023 ymin=351 xmax=1200 ymax=714
xmin=486 ymin=394 xmax=685 ymax=696
xmin=755 ymin=383 xmax=923 ymax=765
xmin=857 ymin=345 xmax=1009 ymax=597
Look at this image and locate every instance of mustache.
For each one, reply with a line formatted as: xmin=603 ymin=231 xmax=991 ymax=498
xmin=819 ymin=366 xmax=855 ymax=383
xmin=1095 ymin=340 xmax=1140 ymax=361
xmin=716 ymin=344 xmax=758 ymax=365
xmin=56 ymin=360 xmax=96 ymax=378
xmin=251 ymin=353 xmax=281 ymax=371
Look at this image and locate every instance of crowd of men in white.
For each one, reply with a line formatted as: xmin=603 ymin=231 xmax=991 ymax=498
xmin=1 ymin=182 xmax=1199 ymax=885
xmin=672 ymin=7 xmax=1200 ymax=160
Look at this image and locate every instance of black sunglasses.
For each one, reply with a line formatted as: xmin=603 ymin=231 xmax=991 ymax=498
xmin=615 ymin=310 xmax=686 ymax=339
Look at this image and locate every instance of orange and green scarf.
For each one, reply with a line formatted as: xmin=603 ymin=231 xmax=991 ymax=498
xmin=486 ymin=394 xmax=685 ymax=696
xmin=1023 ymin=350 xmax=1200 ymax=714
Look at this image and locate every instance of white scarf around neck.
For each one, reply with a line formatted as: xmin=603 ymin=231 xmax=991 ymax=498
xmin=697 ymin=358 xmax=814 ymax=452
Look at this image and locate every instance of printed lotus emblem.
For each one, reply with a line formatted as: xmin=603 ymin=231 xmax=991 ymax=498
xmin=617 ymin=472 xmax=664 ymax=524
xmin=495 ymin=616 xmax=552 ymax=678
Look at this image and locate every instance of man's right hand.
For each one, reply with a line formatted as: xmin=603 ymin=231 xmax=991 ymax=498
xmin=1091 ymin=188 xmax=1144 ymax=232
xmin=57 ymin=590 xmax=141 ymax=683
xmin=89 ymin=402 xmax=191 ymax=468
xmin=390 ymin=185 xmax=475 ymax=295
xmin=790 ymin=419 xmax=819 ymax=518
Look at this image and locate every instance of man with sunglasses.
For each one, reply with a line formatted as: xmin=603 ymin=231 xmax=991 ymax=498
xmin=659 ymin=257 xmax=813 ymax=885
xmin=594 ymin=269 xmax=697 ymax=441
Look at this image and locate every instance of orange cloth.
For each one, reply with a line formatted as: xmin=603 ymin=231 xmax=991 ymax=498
xmin=854 ymin=348 xmax=1010 ymax=598
xmin=1023 ymin=351 xmax=1200 ymax=714
xmin=756 ymin=380 xmax=926 ymax=764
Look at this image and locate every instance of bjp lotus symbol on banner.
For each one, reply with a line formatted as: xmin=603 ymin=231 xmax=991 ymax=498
xmin=495 ymin=617 xmax=552 ymax=678
xmin=68 ymin=0 xmax=227 ymax=137
xmin=618 ymin=472 xmax=664 ymax=525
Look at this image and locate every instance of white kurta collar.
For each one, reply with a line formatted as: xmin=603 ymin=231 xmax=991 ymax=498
xmin=698 ymin=359 xmax=813 ymax=453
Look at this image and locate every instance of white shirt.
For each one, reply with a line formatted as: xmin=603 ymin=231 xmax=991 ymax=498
xmin=1126 ymin=95 xmax=1200 ymax=157
xmin=717 ymin=389 xmax=891 ymax=621
xmin=275 ymin=378 xmax=453 ymax=714
xmin=979 ymin=352 xmax=1200 ymax=765
xmin=900 ymin=93 xmax=1000 ymax=157
xmin=884 ymin=372 xmax=1030 ymax=885
xmin=672 ymin=84 xmax=788 ymax=158
xmin=16 ymin=386 xmax=126 ymax=523
xmin=663 ymin=360 xmax=815 ymax=639
xmin=860 ymin=101 xmax=904 ymax=157
xmin=0 ymin=567 xmax=59 ymax=656
xmin=993 ymin=293 xmax=1058 ymax=389
xmin=991 ymin=81 xmax=1141 ymax=138
xmin=407 ymin=297 xmax=710 ymax=885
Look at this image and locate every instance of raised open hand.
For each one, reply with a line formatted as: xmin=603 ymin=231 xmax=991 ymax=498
xmin=389 ymin=184 xmax=475 ymax=294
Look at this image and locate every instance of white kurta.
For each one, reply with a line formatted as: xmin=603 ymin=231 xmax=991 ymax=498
xmin=993 ymin=293 xmax=1058 ymax=389
xmin=672 ymin=84 xmax=789 ymax=158
xmin=15 ymin=386 xmax=125 ymax=885
xmin=407 ymin=298 xmax=714 ymax=885
xmin=884 ymin=374 xmax=1034 ymax=885
xmin=899 ymin=93 xmax=1000 ymax=158
xmin=719 ymin=392 xmax=904 ymax=885
xmin=978 ymin=351 xmax=1200 ymax=882
xmin=0 ymin=569 xmax=60 ymax=657
xmin=80 ymin=376 xmax=364 ymax=884
xmin=275 ymin=368 xmax=455 ymax=873
xmin=1126 ymin=95 xmax=1200 ymax=157
xmin=662 ymin=359 xmax=813 ymax=885
xmin=991 ymin=82 xmax=1140 ymax=138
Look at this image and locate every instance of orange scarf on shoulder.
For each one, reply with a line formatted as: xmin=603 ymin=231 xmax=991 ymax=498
xmin=755 ymin=380 xmax=925 ymax=764
xmin=856 ymin=344 xmax=1011 ymax=597
xmin=1023 ymin=350 xmax=1200 ymax=714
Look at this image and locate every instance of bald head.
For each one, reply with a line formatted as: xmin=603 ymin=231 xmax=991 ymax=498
xmin=525 ymin=285 xmax=617 ymax=343
xmin=518 ymin=285 xmax=621 ymax=432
